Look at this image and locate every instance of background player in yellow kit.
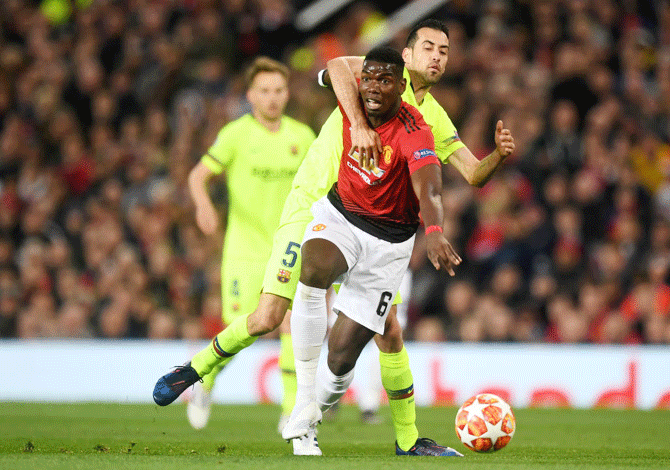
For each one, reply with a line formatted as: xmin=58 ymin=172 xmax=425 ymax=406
xmin=155 ymin=19 xmax=514 ymax=455
xmin=183 ymin=56 xmax=315 ymax=429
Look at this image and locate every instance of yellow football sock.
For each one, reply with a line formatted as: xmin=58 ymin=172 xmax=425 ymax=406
xmin=278 ymin=333 xmax=297 ymax=416
xmin=201 ymin=363 xmax=225 ymax=392
xmin=380 ymin=346 xmax=419 ymax=451
xmin=191 ymin=314 xmax=257 ymax=377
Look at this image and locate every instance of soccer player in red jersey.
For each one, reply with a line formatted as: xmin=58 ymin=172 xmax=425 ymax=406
xmin=282 ymin=46 xmax=462 ymax=456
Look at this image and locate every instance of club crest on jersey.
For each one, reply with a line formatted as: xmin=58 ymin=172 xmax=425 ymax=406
xmin=290 ymin=145 xmax=299 ymax=155
xmin=412 ymin=148 xmax=436 ymax=160
xmin=312 ymin=224 xmax=326 ymax=231
xmin=383 ymin=145 xmax=393 ymax=164
xmin=277 ymin=269 xmax=291 ymax=283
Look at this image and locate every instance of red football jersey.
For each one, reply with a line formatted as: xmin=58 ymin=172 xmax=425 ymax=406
xmin=335 ymin=101 xmax=439 ymax=227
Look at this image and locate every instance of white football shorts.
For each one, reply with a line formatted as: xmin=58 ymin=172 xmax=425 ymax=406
xmin=302 ymin=197 xmax=414 ymax=334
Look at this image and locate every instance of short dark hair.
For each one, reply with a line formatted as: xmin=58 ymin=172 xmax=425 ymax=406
xmin=364 ymin=46 xmax=405 ymax=78
xmin=405 ymin=19 xmax=450 ymax=48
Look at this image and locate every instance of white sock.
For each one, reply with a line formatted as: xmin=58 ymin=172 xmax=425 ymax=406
xmin=317 ymin=364 xmax=355 ymax=412
xmin=291 ymin=282 xmax=328 ymax=405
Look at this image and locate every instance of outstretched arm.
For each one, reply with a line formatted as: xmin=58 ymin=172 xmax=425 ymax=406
xmin=324 ymin=56 xmax=381 ymax=171
xmin=410 ymin=163 xmax=462 ymax=275
xmin=449 ymin=120 xmax=515 ymax=187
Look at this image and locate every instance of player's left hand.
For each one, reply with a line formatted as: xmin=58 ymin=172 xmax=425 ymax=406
xmin=426 ymin=232 xmax=462 ymax=276
xmin=349 ymin=122 xmax=382 ymax=172
xmin=494 ymin=120 xmax=515 ymax=158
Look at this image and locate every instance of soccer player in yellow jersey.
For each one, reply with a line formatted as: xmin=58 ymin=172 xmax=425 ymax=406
xmin=183 ymin=56 xmax=315 ymax=429
xmin=154 ymin=19 xmax=515 ymax=455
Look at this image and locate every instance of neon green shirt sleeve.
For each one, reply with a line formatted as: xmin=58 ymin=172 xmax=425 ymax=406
xmin=401 ymin=68 xmax=465 ymax=164
xmin=419 ymin=94 xmax=464 ymax=164
xmin=202 ymin=120 xmax=240 ymax=174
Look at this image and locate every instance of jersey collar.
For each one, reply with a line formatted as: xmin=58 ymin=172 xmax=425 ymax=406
xmin=402 ymin=68 xmax=435 ymax=108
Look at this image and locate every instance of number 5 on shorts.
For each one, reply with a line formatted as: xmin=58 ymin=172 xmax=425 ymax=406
xmin=282 ymin=241 xmax=300 ymax=268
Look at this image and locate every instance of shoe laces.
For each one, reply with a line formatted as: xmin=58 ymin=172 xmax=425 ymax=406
xmin=416 ymin=438 xmax=439 ymax=447
xmin=172 ymin=365 xmax=203 ymax=383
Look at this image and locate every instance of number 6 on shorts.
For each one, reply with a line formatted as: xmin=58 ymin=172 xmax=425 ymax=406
xmin=376 ymin=291 xmax=393 ymax=316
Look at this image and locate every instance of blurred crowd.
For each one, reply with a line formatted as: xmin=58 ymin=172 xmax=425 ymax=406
xmin=0 ymin=0 xmax=669 ymax=344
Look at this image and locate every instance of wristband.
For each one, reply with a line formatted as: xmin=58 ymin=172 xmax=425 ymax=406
xmin=317 ymin=69 xmax=329 ymax=88
xmin=425 ymin=225 xmax=443 ymax=235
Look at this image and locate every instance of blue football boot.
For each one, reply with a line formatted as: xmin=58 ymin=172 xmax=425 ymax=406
xmin=153 ymin=363 xmax=201 ymax=406
xmin=395 ymin=438 xmax=464 ymax=457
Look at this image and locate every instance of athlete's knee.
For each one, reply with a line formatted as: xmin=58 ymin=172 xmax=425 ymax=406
xmin=375 ymin=314 xmax=404 ymax=353
xmin=249 ymin=312 xmax=282 ymax=335
xmin=326 ymin=326 xmax=366 ymax=376
xmin=327 ymin=349 xmax=356 ymax=376
xmin=246 ymin=296 xmax=289 ymax=336
xmin=300 ymin=239 xmax=347 ymax=288
xmin=299 ymin=259 xmax=333 ymax=289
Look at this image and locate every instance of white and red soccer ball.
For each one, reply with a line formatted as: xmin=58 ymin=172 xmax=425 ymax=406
xmin=455 ymin=393 xmax=516 ymax=452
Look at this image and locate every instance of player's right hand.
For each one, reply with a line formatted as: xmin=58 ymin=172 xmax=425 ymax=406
xmin=426 ymin=232 xmax=462 ymax=276
xmin=494 ymin=120 xmax=515 ymax=158
xmin=349 ymin=122 xmax=382 ymax=171
xmin=195 ymin=203 xmax=218 ymax=235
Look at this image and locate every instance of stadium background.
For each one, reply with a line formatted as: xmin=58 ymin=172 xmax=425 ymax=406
xmin=0 ymin=0 xmax=669 ymax=408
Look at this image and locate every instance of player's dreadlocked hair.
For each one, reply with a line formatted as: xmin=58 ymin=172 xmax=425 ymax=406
xmin=364 ymin=46 xmax=405 ymax=79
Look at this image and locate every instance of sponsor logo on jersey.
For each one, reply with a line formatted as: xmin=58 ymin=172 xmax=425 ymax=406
xmin=412 ymin=148 xmax=437 ymax=160
xmin=277 ymin=269 xmax=291 ymax=283
xmin=346 ymin=157 xmax=384 ymax=185
xmin=383 ymin=145 xmax=393 ymax=164
xmin=252 ymin=167 xmax=298 ymax=180
xmin=312 ymin=224 xmax=326 ymax=231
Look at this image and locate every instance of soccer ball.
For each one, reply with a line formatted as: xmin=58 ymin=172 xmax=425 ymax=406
xmin=455 ymin=393 xmax=516 ymax=452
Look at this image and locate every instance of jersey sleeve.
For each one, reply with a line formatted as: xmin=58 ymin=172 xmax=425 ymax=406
xmin=433 ymin=111 xmax=464 ymax=163
xmin=403 ymin=129 xmax=440 ymax=174
xmin=422 ymin=99 xmax=464 ymax=164
xmin=201 ymin=122 xmax=237 ymax=174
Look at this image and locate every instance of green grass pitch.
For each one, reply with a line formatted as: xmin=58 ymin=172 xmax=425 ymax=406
xmin=1 ymin=402 xmax=668 ymax=470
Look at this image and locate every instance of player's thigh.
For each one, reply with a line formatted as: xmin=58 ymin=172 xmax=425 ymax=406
xmin=333 ymin=231 xmax=414 ymax=335
xmin=221 ymin=257 xmax=266 ymax=324
xmin=331 ymin=284 xmax=402 ymax=304
xmin=261 ymin=219 xmax=309 ymax=304
xmin=301 ymin=198 xmax=361 ymax=275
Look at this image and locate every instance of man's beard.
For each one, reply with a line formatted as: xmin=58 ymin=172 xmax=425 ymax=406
xmin=417 ymin=72 xmax=441 ymax=88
